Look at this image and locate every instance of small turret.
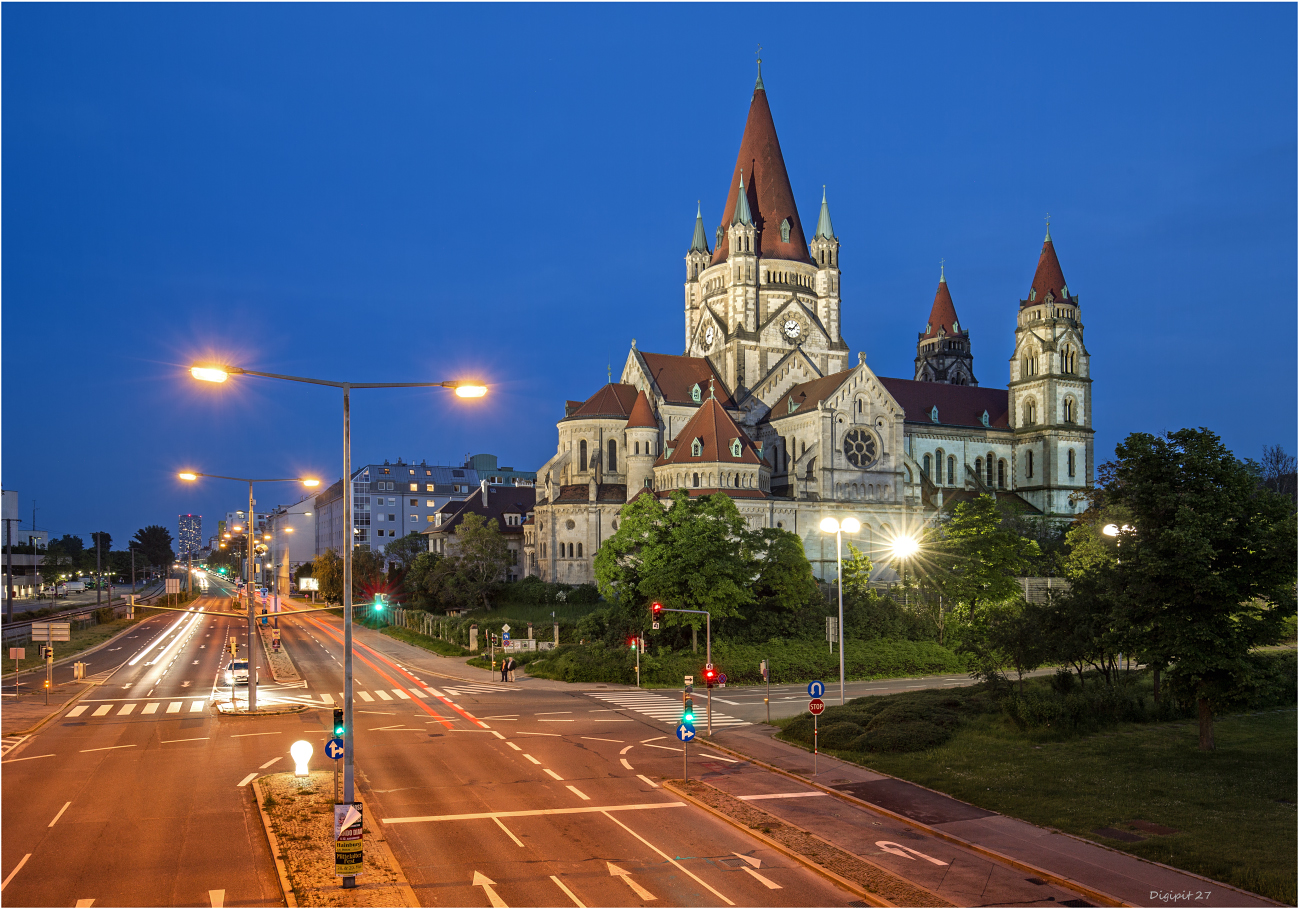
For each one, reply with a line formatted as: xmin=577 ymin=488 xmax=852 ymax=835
xmin=915 ymin=263 xmax=976 ymax=386
xmin=809 ymin=186 xmax=841 ymax=341
xmin=624 ymin=391 xmax=660 ymax=500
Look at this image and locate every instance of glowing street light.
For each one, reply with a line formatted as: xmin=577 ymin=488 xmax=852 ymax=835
xmin=188 ymin=360 xmax=486 ymax=889
xmin=818 ymin=516 xmax=861 ymax=705
xmin=1102 ymin=523 xmax=1135 ymax=537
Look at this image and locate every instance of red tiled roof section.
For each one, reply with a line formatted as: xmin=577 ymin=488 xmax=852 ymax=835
xmin=424 ymin=485 xmax=536 ymax=536
xmin=554 ymin=485 xmax=590 ymax=504
xmin=765 ymin=371 xmax=851 ymax=421
xmin=657 ymin=397 xmax=761 ymax=466
xmin=625 ymin=389 xmax=659 ymax=429
xmin=639 ymin=352 xmax=734 ymax=406
xmin=878 ymin=377 xmax=1010 ymax=429
xmin=566 ymin=384 xmax=639 ymax=420
xmin=921 ymin=279 xmax=963 ymax=340
xmin=1027 ymin=238 xmax=1070 ymax=307
xmin=709 ymin=87 xmax=813 ymax=267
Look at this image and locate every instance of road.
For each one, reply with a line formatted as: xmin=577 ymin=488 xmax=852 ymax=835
xmin=1 ymin=577 xmax=1078 ymax=907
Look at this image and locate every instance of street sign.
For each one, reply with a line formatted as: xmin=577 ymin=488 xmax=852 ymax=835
xmin=684 ymin=675 xmax=693 ymax=685
xmin=760 ymin=660 xmax=769 ymax=681
xmin=808 ymin=698 xmax=826 ymax=715
xmin=334 ymin=803 xmax=364 ymax=877
xmin=651 ymin=622 xmax=660 ymax=630
xmin=705 ymin=662 xmax=713 ymax=670
xmin=9 ymin=648 xmax=24 ymax=661
xmin=166 ymin=578 xmax=181 ymax=594
xmin=807 ymin=680 xmax=825 ymax=699
xmin=501 ymin=624 xmax=511 ymax=633
xmin=31 ymin=623 xmax=71 ymax=642
xmin=718 ymin=673 xmax=727 ymax=687
xmin=325 ymin=737 xmax=345 ymax=760
xmin=676 ymin=723 xmax=696 ymax=742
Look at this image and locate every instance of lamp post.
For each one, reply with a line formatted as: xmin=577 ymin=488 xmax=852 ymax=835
xmin=189 ymin=362 xmax=486 ymax=890
xmin=887 ymin=532 xmax=921 ymax=614
xmin=818 ymin=516 xmax=861 ymax=706
xmin=179 ymin=471 xmax=319 ymax=713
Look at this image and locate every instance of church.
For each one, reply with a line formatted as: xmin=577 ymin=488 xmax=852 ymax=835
xmin=524 ymin=65 xmax=1094 ymax=584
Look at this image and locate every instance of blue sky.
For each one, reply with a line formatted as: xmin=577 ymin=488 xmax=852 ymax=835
xmin=4 ymin=3 xmax=1295 ymax=547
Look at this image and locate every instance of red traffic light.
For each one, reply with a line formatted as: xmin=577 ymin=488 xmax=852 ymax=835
xmin=703 ymin=666 xmax=717 ymax=688
xmin=651 ymin=602 xmax=663 ymax=617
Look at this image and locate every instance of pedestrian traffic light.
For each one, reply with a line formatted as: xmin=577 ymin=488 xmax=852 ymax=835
xmin=704 ymin=666 xmax=717 ymax=688
xmin=374 ymin=594 xmax=385 ymax=612
xmin=333 ymin=707 xmax=345 ymax=737
xmin=628 ymin=636 xmax=638 ymax=651
xmin=651 ymin=602 xmax=663 ymax=619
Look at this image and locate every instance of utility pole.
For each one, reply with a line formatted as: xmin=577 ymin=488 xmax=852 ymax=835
xmin=96 ymin=535 xmax=102 ymax=607
xmin=4 ymin=517 xmax=14 ymax=621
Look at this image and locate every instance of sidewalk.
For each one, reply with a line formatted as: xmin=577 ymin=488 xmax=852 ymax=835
xmin=700 ymin=724 xmax=1279 ymax=908
xmin=1 ymin=676 xmax=96 ymax=738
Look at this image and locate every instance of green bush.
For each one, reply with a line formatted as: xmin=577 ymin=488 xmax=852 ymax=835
xmin=780 ymin=686 xmax=999 ymax=755
xmin=817 ymin=721 xmax=865 ymax=750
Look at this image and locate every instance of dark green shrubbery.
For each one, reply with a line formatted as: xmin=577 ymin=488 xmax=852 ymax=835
xmin=782 ymin=687 xmax=997 ymax=755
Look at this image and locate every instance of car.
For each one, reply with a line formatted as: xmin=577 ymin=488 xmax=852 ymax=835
xmin=224 ymin=659 xmax=249 ymax=686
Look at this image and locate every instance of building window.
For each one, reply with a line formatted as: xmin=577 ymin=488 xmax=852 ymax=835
xmin=426 ymin=470 xmax=432 ymax=476
xmin=577 ymin=543 xmax=583 ymax=558
xmin=998 ymin=459 xmax=1007 ymax=488
xmin=930 ymin=405 xmax=939 ymax=423
xmin=409 ymin=469 xmax=415 ymax=475
xmin=568 ymin=542 xmax=574 ymax=558
xmin=426 ymin=483 xmax=435 ymax=492
xmin=427 ymin=515 xmax=435 ymax=523
xmin=947 ymin=456 xmax=956 ymax=485
xmin=427 ymin=499 xmax=436 ymax=507
xmin=1024 ymin=399 xmax=1037 ymax=425
xmin=1068 ymin=448 xmax=1077 ymax=477
xmin=1064 ymin=398 xmax=1075 ymax=423
xmin=691 ymin=438 xmax=702 ymax=457
xmin=1027 ymin=450 xmax=1035 ymax=478
xmin=975 ymin=457 xmax=983 ymax=481
xmin=693 ymin=472 xmax=700 ymax=487
xmin=381 ymin=468 xmax=390 ymax=475
xmin=410 ymin=515 xmax=417 ymax=523
xmin=691 ymin=383 xmax=702 ymax=403
xmin=579 ymin=440 xmax=588 ymax=470
xmin=388 ymin=513 xmax=395 ymax=521
xmin=608 ymin=439 xmax=617 ymax=472
xmin=986 ymin=453 xmax=995 ymax=486
xmin=923 ymin=454 xmax=932 ymax=478
xmin=780 ymin=218 xmax=791 ymax=242
xmin=730 ymin=438 xmax=742 ymax=457
xmin=409 ymin=498 xmax=417 ymax=506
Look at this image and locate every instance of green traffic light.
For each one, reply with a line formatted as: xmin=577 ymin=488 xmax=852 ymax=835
xmin=683 ymin=711 xmax=694 ymax=723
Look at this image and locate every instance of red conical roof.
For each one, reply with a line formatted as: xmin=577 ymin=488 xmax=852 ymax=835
xmin=625 ymin=389 xmax=658 ymax=429
xmin=921 ymin=276 xmax=962 ymax=340
xmin=656 ymin=396 xmax=762 ymax=467
xmin=1027 ymin=232 xmax=1071 ymax=306
xmin=710 ymin=86 xmax=813 ymax=267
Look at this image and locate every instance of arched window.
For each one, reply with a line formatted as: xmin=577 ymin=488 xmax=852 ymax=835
xmin=693 ymin=472 xmax=700 ymax=488
xmin=541 ymin=542 xmax=546 ymax=558
xmin=608 ymin=439 xmax=617 ymax=471
xmin=974 ymin=457 xmax=983 ymax=481
xmin=568 ymin=542 xmax=574 ymax=558
xmin=998 ymin=459 xmax=1006 ymax=488
xmin=579 ymin=440 xmax=588 ymax=470
xmin=1026 ymin=451 xmax=1035 ymax=478
xmin=986 ymin=452 xmax=995 ymax=486
xmin=935 ymin=448 xmax=945 ymax=482
xmin=577 ymin=543 xmax=583 ymax=558
xmin=1063 ymin=397 xmax=1075 ymax=423
xmin=1025 ymin=399 xmax=1037 ymax=425
xmin=691 ymin=438 xmax=702 ymax=457
xmin=1068 ymin=448 xmax=1076 ymax=478
xmin=947 ymin=456 xmax=956 ymax=486
xmin=780 ymin=218 xmax=791 ymax=242
xmin=923 ymin=454 xmax=932 ymax=478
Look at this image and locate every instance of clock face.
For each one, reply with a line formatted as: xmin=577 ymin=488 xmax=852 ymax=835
xmin=705 ymin=325 xmax=714 ymax=345
xmin=784 ymin=319 xmax=801 ymax=339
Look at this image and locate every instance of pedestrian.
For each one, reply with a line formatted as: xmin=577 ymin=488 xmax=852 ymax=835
xmin=500 ymin=658 xmax=508 ymax=683
xmin=506 ymin=656 xmax=517 ymax=683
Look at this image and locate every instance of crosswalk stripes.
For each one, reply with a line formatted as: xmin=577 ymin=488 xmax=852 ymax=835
xmin=585 ymin=690 xmax=751 ymax=728
xmin=1 ymin=735 xmax=29 ymax=757
xmin=67 ymin=700 xmax=208 ymax=719
xmin=441 ymin=683 xmax=513 ymax=696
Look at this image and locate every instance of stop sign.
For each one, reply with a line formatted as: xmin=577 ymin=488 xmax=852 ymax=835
xmin=808 ymin=698 xmax=825 ymax=715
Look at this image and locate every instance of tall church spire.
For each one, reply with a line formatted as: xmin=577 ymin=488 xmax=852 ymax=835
xmin=1026 ymin=226 xmax=1072 ymax=306
xmin=915 ymin=267 xmax=977 ymax=386
xmin=814 ymin=186 xmax=835 ymax=240
xmin=689 ymin=201 xmax=710 ymax=253
xmin=710 ymin=68 xmax=812 ymax=267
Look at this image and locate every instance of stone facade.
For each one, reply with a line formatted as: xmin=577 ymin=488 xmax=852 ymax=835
xmin=527 ymin=68 xmax=1093 ymax=586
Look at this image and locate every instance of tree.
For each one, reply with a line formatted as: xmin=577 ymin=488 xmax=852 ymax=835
xmin=384 ymin=532 xmax=428 ymax=570
xmin=351 ymin=548 xmax=388 ymax=602
xmin=131 ymin=526 xmax=174 ymax=568
xmin=313 ymin=550 xmax=344 ymax=605
xmin=90 ymin=532 xmax=112 ymax=558
xmin=1257 ymin=444 xmax=1297 ymax=505
xmin=449 ymin=514 xmax=511 ymax=609
xmin=55 ymin=534 xmax=85 ymax=559
xmin=1106 ymin=428 xmax=1297 ymax=750
xmin=930 ymin=495 xmax=1040 ymax=627
xmin=39 ymin=542 xmax=75 ymax=588
xmin=747 ymin=527 xmax=820 ymax=611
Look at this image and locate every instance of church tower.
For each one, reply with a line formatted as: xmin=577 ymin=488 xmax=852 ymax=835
xmin=684 ymin=203 xmax=711 ymax=351
xmin=914 ymin=265 xmax=976 ymax=386
xmin=1008 ymin=224 xmax=1093 ymax=516
xmin=685 ymin=61 xmax=848 ymax=393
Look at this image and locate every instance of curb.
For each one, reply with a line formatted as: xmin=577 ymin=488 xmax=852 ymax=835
xmin=354 ymin=775 xmax=421 ymax=907
xmin=663 ymin=780 xmax=899 ymax=907
xmin=697 ymin=733 xmax=1133 ymax=909
xmin=10 ymin=681 xmax=101 ymax=737
xmin=216 ymin=703 xmax=310 ymax=718
xmin=251 ymin=778 xmax=299 ymax=908
xmin=257 ymin=624 xmax=302 ymax=684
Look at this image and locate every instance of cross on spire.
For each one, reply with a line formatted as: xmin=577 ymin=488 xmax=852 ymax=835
xmin=754 ymin=44 xmax=765 ymax=91
xmin=708 ymin=378 xmax=716 ymax=400
xmin=1044 ymin=212 xmax=1052 ymax=241
xmin=940 ymin=257 xmax=946 ymax=281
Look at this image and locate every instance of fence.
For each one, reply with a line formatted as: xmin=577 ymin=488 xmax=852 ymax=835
xmin=1 ymin=600 xmax=137 ymax=646
xmin=1017 ymin=576 xmax=1071 ymax=604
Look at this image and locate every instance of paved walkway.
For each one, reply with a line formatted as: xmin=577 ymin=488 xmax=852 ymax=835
xmin=700 ymin=724 xmax=1278 ymax=908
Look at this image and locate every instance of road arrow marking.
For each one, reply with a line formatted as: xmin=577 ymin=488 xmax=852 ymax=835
xmin=732 ymin=852 xmax=761 ymax=868
xmin=742 ymin=867 xmax=782 ymax=889
xmin=608 ymin=863 xmax=656 ymax=901
xmin=473 ymin=871 xmax=508 ymax=908
xmin=876 ymin=841 xmax=948 ymax=865
xmin=209 ymin=889 xmax=225 ymax=907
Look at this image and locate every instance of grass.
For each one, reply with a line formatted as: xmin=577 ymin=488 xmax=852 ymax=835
xmin=776 ymin=691 xmax=1296 ymax=904
xmin=380 ymin=626 xmax=470 ymax=658
xmin=2 ymin=609 xmax=165 ymax=676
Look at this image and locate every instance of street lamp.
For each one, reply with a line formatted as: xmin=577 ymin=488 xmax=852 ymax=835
xmin=178 ymin=470 xmax=319 ymax=713
xmin=1102 ymin=523 xmax=1134 ymax=537
xmin=819 ymin=516 xmax=861 ymax=706
xmin=888 ymin=532 xmax=921 ymax=608
xmin=189 ymin=360 xmax=486 ymax=888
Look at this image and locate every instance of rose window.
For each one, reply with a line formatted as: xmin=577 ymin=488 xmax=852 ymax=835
xmin=842 ymin=429 xmax=878 ymax=468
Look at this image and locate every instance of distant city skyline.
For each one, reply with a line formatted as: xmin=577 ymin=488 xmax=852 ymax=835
xmin=3 ymin=4 xmax=1294 ymax=544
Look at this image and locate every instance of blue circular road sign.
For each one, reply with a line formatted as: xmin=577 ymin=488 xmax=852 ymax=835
xmin=808 ymin=680 xmax=825 ymax=699
xmin=676 ymin=723 xmax=697 ymax=742
xmin=326 ymin=737 xmax=345 ymax=760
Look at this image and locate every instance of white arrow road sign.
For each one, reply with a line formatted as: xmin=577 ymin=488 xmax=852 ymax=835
xmin=607 ymin=862 xmax=656 ymax=901
xmin=876 ymin=841 xmax=948 ymax=865
xmin=473 ymin=871 xmax=509 ymax=908
xmin=732 ymin=852 xmax=761 ymax=868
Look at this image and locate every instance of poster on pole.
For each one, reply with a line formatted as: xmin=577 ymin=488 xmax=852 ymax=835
xmin=334 ymin=803 xmax=364 ymax=877
xmin=298 ymin=577 xmax=319 ymax=591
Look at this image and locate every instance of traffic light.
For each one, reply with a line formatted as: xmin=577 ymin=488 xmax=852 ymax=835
xmin=333 ymin=707 xmax=345 ymax=737
xmin=374 ymin=594 xmax=386 ymax=612
xmin=651 ymin=602 xmax=663 ymax=619
xmin=683 ymin=679 xmax=695 ymax=724
xmin=704 ymin=666 xmax=717 ymax=689
xmin=628 ymin=636 xmax=638 ymax=651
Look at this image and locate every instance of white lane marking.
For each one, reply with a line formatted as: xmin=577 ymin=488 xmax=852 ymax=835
xmin=410 ymin=688 xmax=428 ymax=699
xmin=608 ymin=862 xmax=656 ymax=901
xmin=506 ymin=742 xmax=522 ymax=751
xmin=636 ymin=775 xmax=659 ymax=788
xmin=702 ymin=753 xmax=739 ymax=763
xmin=80 ymin=745 xmax=136 ymax=752
xmin=493 ymin=816 xmax=524 ymax=847
xmin=523 ymin=754 xmax=541 ymax=765
xmin=209 ymin=889 xmax=225 ymax=908
xmin=876 ymin=841 xmax=948 ymax=865
xmin=393 ymin=689 xmax=410 ymax=699
xmin=580 ymin=737 xmax=624 ymax=744
xmin=75 ymin=900 xmax=95 ymax=907
xmin=594 ymin=718 xmax=633 ymax=722
xmin=538 ymin=719 xmax=574 ymax=723
xmin=644 ymin=743 xmax=681 ymax=752
xmin=66 ymin=706 xmax=88 ymax=717
xmin=161 ymin=738 xmax=209 ymax=744
xmin=48 ymin=801 xmax=71 ymax=827
xmin=490 ymin=731 xmax=506 ymax=740
xmin=2 ymin=754 xmax=56 ymax=764
xmin=260 ymin=757 xmax=282 ymax=769
xmin=537 ymin=711 xmax=572 ymax=715
xmin=601 ymin=810 xmax=734 ymax=906
xmin=620 ymin=745 xmax=634 ymax=755
xmin=513 ymin=731 xmax=561 ymax=737
xmin=237 ymin=773 xmax=258 ymax=787
xmin=550 ymin=875 xmax=586 ymax=908
xmin=641 ymin=736 xmax=667 ymax=743
xmin=92 ymin=705 xmax=112 ymax=717
xmin=375 ymin=691 xmax=393 ymax=701
xmin=743 ymin=866 xmax=782 ymax=889
xmin=566 ymin=785 xmax=590 ymax=801
xmin=232 ymin=731 xmax=281 ymax=738
xmin=544 ymin=768 xmax=564 ymax=781
xmin=2 ymin=854 xmax=31 ymax=891
xmin=473 ymin=871 xmax=508 ymax=908
xmin=733 ymin=853 xmax=761 ymax=868
xmin=383 ymin=802 xmax=685 ymax=824
xmin=424 ymin=687 xmax=443 ymax=697
xmin=167 ymin=702 xmax=182 ymax=713
xmin=190 ymin=701 xmax=205 ymax=712
xmin=320 ymin=693 xmax=334 ymax=704
xmin=142 ymin=703 xmax=159 ymax=715
xmin=620 ymin=758 xmax=633 ymax=770
xmin=736 ymin=792 xmax=826 ymax=801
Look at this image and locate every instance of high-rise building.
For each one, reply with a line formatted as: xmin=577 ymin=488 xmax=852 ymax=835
xmin=178 ymin=514 xmax=202 ymax=555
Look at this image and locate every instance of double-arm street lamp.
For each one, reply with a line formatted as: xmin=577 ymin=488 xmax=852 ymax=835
xmin=189 ymin=362 xmax=486 ymax=889
xmin=179 ymin=471 xmax=320 ymax=712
